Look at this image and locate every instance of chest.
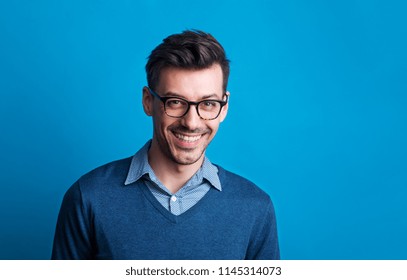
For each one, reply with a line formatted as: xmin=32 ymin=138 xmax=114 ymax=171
xmin=90 ymin=187 xmax=257 ymax=259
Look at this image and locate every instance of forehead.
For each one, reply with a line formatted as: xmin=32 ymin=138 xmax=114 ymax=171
xmin=157 ymin=64 xmax=224 ymax=99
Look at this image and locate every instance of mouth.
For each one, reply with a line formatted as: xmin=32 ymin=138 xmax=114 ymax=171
xmin=173 ymin=132 xmax=203 ymax=143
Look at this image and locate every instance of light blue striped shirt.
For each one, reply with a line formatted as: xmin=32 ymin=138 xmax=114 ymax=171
xmin=124 ymin=140 xmax=222 ymax=215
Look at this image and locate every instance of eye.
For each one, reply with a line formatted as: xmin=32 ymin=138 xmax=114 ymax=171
xmin=202 ymin=101 xmax=217 ymax=107
xmin=199 ymin=100 xmax=221 ymax=112
xmin=168 ymin=100 xmax=181 ymax=105
xmin=166 ymin=98 xmax=187 ymax=108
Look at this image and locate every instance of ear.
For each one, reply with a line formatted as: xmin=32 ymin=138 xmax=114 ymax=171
xmin=219 ymin=91 xmax=230 ymax=122
xmin=142 ymin=86 xmax=153 ymax=116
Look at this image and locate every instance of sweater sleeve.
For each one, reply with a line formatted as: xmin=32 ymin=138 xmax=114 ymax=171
xmin=245 ymin=199 xmax=280 ymax=260
xmin=51 ymin=181 xmax=95 ymax=259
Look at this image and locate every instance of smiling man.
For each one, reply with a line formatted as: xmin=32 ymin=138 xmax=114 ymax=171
xmin=52 ymin=30 xmax=280 ymax=260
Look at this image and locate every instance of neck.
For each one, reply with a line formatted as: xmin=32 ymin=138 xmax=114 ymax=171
xmin=148 ymin=140 xmax=204 ymax=194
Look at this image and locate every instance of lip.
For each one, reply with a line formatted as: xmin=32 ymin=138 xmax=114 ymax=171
xmin=171 ymin=131 xmax=205 ymax=148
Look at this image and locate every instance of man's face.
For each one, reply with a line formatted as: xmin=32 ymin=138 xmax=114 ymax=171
xmin=143 ymin=64 xmax=228 ymax=166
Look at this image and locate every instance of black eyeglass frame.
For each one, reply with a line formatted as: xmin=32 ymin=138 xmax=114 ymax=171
xmin=147 ymin=87 xmax=228 ymax=120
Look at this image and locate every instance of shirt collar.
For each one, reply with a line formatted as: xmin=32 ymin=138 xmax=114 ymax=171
xmin=124 ymin=140 xmax=153 ymax=185
xmin=200 ymin=156 xmax=222 ymax=191
xmin=124 ymin=140 xmax=221 ymax=191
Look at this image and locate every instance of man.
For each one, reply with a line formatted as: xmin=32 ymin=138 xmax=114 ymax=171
xmin=52 ymin=30 xmax=279 ymax=259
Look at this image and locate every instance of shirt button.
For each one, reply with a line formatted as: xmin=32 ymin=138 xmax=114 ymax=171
xmin=171 ymin=196 xmax=177 ymax=202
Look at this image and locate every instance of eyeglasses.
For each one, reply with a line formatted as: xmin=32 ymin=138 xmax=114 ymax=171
xmin=148 ymin=87 xmax=228 ymax=120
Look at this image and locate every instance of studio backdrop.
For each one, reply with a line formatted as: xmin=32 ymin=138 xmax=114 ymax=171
xmin=0 ymin=0 xmax=406 ymax=259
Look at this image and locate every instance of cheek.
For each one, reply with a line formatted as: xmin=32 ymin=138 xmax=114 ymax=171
xmin=152 ymin=114 xmax=165 ymax=136
xmin=153 ymin=114 xmax=177 ymax=135
xmin=207 ymin=121 xmax=221 ymax=136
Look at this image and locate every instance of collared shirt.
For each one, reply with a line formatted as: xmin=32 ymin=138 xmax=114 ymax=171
xmin=124 ymin=140 xmax=221 ymax=215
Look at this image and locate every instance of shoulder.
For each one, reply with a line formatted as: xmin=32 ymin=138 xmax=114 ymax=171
xmin=214 ymin=165 xmax=278 ymax=233
xmin=73 ymin=157 xmax=133 ymax=196
xmin=216 ymin=165 xmax=272 ymax=205
xmin=80 ymin=157 xmax=132 ymax=181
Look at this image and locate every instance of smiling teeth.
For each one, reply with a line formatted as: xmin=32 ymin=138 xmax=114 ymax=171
xmin=174 ymin=133 xmax=202 ymax=142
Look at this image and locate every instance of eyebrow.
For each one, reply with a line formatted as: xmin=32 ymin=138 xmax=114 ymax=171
xmin=162 ymin=91 xmax=220 ymax=100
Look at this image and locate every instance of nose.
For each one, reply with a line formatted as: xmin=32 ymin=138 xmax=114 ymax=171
xmin=180 ymin=105 xmax=201 ymax=130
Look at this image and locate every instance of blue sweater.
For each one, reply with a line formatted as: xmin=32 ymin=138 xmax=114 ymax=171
xmin=51 ymin=157 xmax=280 ymax=259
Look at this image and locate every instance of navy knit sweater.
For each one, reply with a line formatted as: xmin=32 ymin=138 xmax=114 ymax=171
xmin=51 ymin=157 xmax=280 ymax=259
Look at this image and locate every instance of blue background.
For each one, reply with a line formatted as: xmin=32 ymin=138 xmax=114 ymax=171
xmin=1 ymin=0 xmax=406 ymax=260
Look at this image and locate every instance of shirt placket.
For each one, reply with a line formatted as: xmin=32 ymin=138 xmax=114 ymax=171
xmin=169 ymin=194 xmax=181 ymax=215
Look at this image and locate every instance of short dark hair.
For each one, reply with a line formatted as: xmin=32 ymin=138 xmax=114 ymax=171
xmin=146 ymin=30 xmax=230 ymax=92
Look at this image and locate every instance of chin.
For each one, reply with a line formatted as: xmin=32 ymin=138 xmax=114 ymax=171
xmin=171 ymin=148 xmax=206 ymax=166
